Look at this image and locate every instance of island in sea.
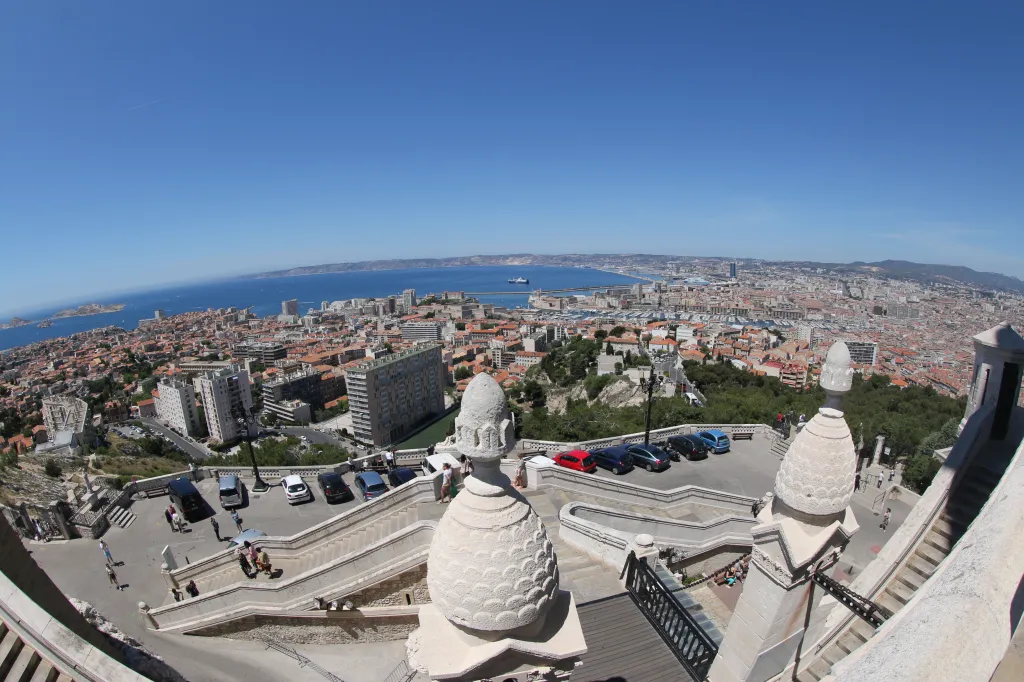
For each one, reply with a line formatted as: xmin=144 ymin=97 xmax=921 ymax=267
xmin=0 ymin=317 xmax=32 ymax=330
xmin=51 ymin=303 xmax=126 ymax=319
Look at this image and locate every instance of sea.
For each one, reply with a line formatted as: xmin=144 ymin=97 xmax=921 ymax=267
xmin=0 ymin=266 xmax=641 ymax=352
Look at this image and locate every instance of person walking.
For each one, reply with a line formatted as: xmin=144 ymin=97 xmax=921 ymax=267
xmin=171 ymin=587 xmax=182 ymax=602
xmin=210 ymin=516 xmax=221 ymax=541
xmin=163 ymin=507 xmax=174 ymax=531
xmin=439 ymin=463 xmax=453 ymax=503
xmin=245 ymin=541 xmax=259 ymax=573
xmin=459 ymin=454 xmax=473 ymax=480
xmin=880 ymin=507 xmax=892 ymax=531
xmin=889 ymin=469 xmax=896 ymax=482
xmin=751 ymin=499 xmax=760 ymax=518
xmin=99 ymin=540 xmax=115 ymax=567
xmin=258 ymin=547 xmax=272 ymax=576
xmin=185 ymin=580 xmax=199 ymax=598
xmin=877 ymin=474 xmax=883 ymax=489
xmin=106 ymin=564 xmax=122 ymax=590
xmin=854 ymin=472 xmax=862 ymax=492
xmin=236 ymin=546 xmax=252 ymax=578
xmin=231 ymin=509 xmax=243 ymax=533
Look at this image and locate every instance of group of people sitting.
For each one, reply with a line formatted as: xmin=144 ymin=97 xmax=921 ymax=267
xmin=713 ymin=555 xmax=751 ymax=588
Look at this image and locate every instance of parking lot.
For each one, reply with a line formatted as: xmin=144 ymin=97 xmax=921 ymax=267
xmin=589 ymin=436 xmax=782 ymax=498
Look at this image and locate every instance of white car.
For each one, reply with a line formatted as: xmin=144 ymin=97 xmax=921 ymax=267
xmin=280 ymin=474 xmax=312 ymax=505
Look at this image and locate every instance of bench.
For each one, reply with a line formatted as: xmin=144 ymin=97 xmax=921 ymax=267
xmin=732 ymin=431 xmax=754 ymax=441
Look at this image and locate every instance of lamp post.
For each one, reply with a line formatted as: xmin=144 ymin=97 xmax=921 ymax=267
xmin=232 ymin=405 xmax=269 ymax=492
xmin=639 ymin=367 xmax=666 ymax=446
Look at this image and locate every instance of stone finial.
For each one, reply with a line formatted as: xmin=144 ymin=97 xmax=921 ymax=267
xmin=454 ymin=373 xmax=516 ymax=461
xmin=820 ymin=341 xmax=853 ymax=394
xmin=773 ymin=407 xmax=857 ymax=517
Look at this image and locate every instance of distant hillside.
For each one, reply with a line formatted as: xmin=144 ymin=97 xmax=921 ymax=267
xmin=783 ymin=259 xmax=1024 ymax=293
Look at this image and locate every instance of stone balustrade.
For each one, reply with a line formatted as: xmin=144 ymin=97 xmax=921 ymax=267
xmin=825 ymin=411 xmax=1024 ymax=682
xmin=148 ymin=521 xmax=435 ymax=633
xmin=168 ymin=476 xmax=439 ymax=586
xmin=559 ymin=501 xmax=755 ymax=571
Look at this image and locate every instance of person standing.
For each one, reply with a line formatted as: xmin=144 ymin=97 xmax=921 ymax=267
xmin=210 ymin=516 xmax=221 ymax=541
xmin=877 ymin=474 xmax=883 ymax=489
xmin=751 ymin=499 xmax=760 ymax=518
xmin=171 ymin=587 xmax=182 ymax=602
xmin=106 ymin=564 xmax=122 ymax=590
xmin=439 ymin=463 xmax=453 ymax=503
xmin=514 ymin=457 xmax=527 ymax=489
xmin=854 ymin=472 xmax=862 ymax=492
xmin=880 ymin=507 xmax=892 ymax=531
xmin=258 ymin=547 xmax=272 ymax=576
xmin=460 ymin=454 xmax=473 ymax=479
xmin=236 ymin=547 xmax=252 ymax=578
xmin=185 ymin=580 xmax=199 ymax=598
xmin=163 ymin=508 xmax=174 ymax=531
xmin=889 ymin=469 xmax=896 ymax=482
xmin=384 ymin=448 xmax=395 ymax=471
xmin=231 ymin=509 xmax=243 ymax=533
xmin=171 ymin=510 xmax=185 ymax=533
xmin=189 ymin=462 xmax=198 ymax=482
xmin=99 ymin=540 xmax=115 ymax=566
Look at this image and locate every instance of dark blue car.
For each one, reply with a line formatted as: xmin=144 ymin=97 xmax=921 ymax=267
xmin=626 ymin=444 xmax=672 ymax=472
xmin=590 ymin=446 xmax=634 ymax=475
xmin=387 ymin=467 xmax=418 ymax=488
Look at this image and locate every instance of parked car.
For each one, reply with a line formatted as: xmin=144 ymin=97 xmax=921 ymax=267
xmin=553 ymin=449 xmax=598 ymax=473
xmin=625 ymin=443 xmax=672 ymax=472
xmin=280 ymin=474 xmax=312 ymax=504
xmin=665 ymin=435 xmax=709 ymax=461
xmin=696 ymin=429 xmax=731 ymax=454
xmin=168 ymin=477 xmax=206 ymax=521
xmin=387 ymin=467 xmax=418 ymax=488
xmin=316 ymin=471 xmax=353 ymax=503
xmin=354 ymin=471 xmax=389 ymax=501
xmin=590 ymin=446 xmax=634 ymax=474
xmin=218 ymin=474 xmax=244 ymax=508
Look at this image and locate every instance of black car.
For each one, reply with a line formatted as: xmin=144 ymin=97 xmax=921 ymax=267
xmin=665 ymin=435 xmax=709 ymax=462
xmin=316 ymin=472 xmax=353 ymax=503
xmin=387 ymin=467 xmax=418 ymax=488
xmin=625 ymin=444 xmax=672 ymax=472
xmin=590 ymin=446 xmax=634 ymax=475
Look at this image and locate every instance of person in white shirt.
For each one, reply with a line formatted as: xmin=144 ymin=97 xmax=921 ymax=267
xmin=440 ymin=463 xmax=453 ymax=503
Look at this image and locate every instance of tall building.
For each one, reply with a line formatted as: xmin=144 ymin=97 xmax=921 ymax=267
xmin=347 ymin=345 xmax=445 ymax=446
xmin=729 ymin=262 xmax=737 ymax=278
xmin=281 ymin=299 xmax=299 ymax=316
xmin=845 ymin=340 xmax=879 ymax=366
xmin=262 ymin=367 xmax=345 ymax=422
xmin=402 ymin=288 xmax=417 ymax=311
xmin=401 ymin=321 xmax=444 ymax=342
xmin=154 ymin=309 xmax=166 ymax=320
xmin=41 ymin=396 xmax=89 ymax=437
xmin=153 ymin=377 xmax=202 ymax=436
xmin=233 ymin=341 xmax=287 ymax=364
xmin=193 ymin=365 xmax=252 ymax=442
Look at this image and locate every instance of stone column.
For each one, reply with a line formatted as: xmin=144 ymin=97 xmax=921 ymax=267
xmin=871 ymin=435 xmax=885 ymax=467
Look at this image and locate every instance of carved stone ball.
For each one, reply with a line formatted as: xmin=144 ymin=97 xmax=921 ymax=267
xmin=774 ymin=407 xmax=857 ymax=516
xmin=427 ymin=489 xmax=559 ymax=633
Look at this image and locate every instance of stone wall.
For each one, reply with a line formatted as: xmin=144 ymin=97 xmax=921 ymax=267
xmin=347 ymin=563 xmax=429 ymax=608
xmin=199 ymin=614 xmax=420 ymax=644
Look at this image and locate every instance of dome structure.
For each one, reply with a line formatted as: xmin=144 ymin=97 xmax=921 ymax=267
xmin=820 ymin=341 xmax=854 ymax=399
xmin=427 ymin=373 xmax=559 ymax=633
xmin=773 ymin=407 xmax=857 ymax=516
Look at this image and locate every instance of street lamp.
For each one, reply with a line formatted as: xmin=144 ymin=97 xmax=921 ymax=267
xmin=639 ymin=367 xmax=667 ymax=446
xmin=232 ymin=405 xmax=270 ymax=492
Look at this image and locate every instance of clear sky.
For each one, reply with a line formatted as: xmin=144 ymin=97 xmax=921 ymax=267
xmin=2 ymin=2 xmax=1023 ymax=315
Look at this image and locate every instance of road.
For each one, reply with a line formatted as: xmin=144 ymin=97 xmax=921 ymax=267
xmin=141 ymin=419 xmax=212 ymax=460
xmin=278 ymin=426 xmax=371 ymax=456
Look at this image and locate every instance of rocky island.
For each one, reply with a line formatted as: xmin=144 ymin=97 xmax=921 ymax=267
xmin=50 ymin=303 xmax=126 ymax=318
xmin=0 ymin=316 xmax=33 ymax=330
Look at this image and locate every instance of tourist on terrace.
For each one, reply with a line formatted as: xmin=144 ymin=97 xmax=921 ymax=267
xmin=881 ymin=508 xmax=892 ymax=532
xmin=185 ymin=580 xmax=199 ymax=598
xmin=236 ymin=546 xmax=252 ymax=578
xmin=99 ymin=540 xmax=115 ymax=567
xmin=106 ymin=564 xmax=122 ymax=590
xmin=439 ymin=463 xmax=453 ymax=503
xmin=514 ymin=457 xmax=527 ymax=489
xmin=459 ymin=454 xmax=473 ymax=479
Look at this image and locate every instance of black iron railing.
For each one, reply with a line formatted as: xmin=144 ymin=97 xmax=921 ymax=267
xmin=811 ymin=571 xmax=892 ymax=628
xmin=382 ymin=659 xmax=416 ymax=682
xmin=623 ymin=551 xmax=718 ymax=681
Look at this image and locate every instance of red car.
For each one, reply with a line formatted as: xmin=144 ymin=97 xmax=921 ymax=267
xmin=553 ymin=449 xmax=598 ymax=474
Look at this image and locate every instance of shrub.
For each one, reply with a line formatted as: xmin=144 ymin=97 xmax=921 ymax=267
xmin=44 ymin=459 xmax=62 ymax=478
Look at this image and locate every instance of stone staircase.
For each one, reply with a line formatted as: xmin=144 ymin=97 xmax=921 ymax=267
xmin=106 ymin=505 xmax=136 ymax=530
xmin=653 ymin=562 xmax=724 ymax=646
xmin=769 ymin=433 xmax=794 ymax=460
xmin=0 ymin=620 xmax=74 ymax=682
xmin=190 ymin=502 xmax=435 ymax=596
xmin=794 ymin=461 xmax=1005 ymax=681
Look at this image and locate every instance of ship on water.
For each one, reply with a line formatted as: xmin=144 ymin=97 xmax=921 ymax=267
xmin=507 ymin=276 xmax=529 ymax=284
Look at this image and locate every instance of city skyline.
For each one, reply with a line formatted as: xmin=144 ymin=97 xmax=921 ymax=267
xmin=2 ymin=3 xmax=1023 ymax=312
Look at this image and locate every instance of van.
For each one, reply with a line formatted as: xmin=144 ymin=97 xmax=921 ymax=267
xmin=168 ymin=477 xmax=205 ymax=522
xmin=218 ymin=475 xmax=243 ymax=509
xmin=420 ymin=453 xmax=461 ymax=477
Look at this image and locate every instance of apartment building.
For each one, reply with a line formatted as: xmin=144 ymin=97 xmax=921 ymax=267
xmin=193 ymin=365 xmax=252 ymax=442
xmin=233 ymin=341 xmax=287 ymax=364
xmin=401 ymin=321 xmax=444 ymax=342
xmin=173 ymin=359 xmax=234 ymax=379
xmin=846 ymin=341 xmax=879 ymax=366
xmin=347 ymin=345 xmax=445 ymax=446
xmin=402 ymin=289 xmax=417 ymax=311
xmin=153 ymin=377 xmax=202 ymax=436
xmin=262 ymin=367 xmax=344 ymax=423
xmin=514 ymin=351 xmax=547 ymax=368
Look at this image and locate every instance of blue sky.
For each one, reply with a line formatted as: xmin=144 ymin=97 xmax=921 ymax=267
xmin=2 ymin=2 xmax=1023 ymax=314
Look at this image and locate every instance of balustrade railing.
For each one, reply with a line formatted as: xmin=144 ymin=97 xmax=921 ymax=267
xmin=623 ymin=551 xmax=718 ymax=681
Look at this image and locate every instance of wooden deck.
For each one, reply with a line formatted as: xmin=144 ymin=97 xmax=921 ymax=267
xmin=576 ymin=593 xmax=697 ymax=682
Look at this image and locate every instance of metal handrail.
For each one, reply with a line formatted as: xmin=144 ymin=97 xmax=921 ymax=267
xmin=261 ymin=636 xmax=345 ymax=682
xmin=382 ymin=658 xmax=416 ymax=682
xmin=623 ymin=551 xmax=718 ymax=680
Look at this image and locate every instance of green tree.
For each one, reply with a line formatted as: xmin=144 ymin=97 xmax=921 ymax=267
xmin=605 ymin=342 xmax=614 ymax=355
xmin=454 ymin=366 xmax=473 ymax=381
xmin=609 ymin=326 xmax=626 ymax=338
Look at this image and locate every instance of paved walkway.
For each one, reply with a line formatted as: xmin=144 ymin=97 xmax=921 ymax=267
xmin=576 ymin=593 xmax=695 ymax=682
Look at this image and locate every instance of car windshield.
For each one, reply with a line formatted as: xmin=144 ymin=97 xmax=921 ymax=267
xmin=287 ymin=483 xmax=306 ymax=493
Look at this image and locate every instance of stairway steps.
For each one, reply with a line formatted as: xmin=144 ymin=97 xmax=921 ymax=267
xmin=876 ymin=592 xmax=903 ymax=615
xmin=895 ymin=567 xmax=926 ymax=591
xmin=922 ymin=529 xmax=953 ymax=553
xmin=0 ymin=630 xmax=25 ymax=678
xmin=806 ymin=658 xmax=832 ymax=680
xmin=885 ymin=580 xmax=915 ymax=605
xmin=914 ymin=541 xmax=947 ymax=567
xmin=835 ymin=633 xmax=862 ymax=655
xmin=28 ymin=660 xmax=58 ymax=682
xmin=849 ymin=618 xmax=876 ymax=643
xmin=907 ymin=555 xmax=937 ymax=580
xmin=931 ymin=516 xmax=965 ymax=540
xmin=7 ymin=644 xmax=40 ymax=682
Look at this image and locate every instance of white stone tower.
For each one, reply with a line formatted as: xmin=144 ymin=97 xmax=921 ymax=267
xmin=708 ymin=342 xmax=860 ymax=682
xmin=408 ymin=373 xmax=587 ymax=681
xmin=959 ymin=321 xmax=1024 ymax=439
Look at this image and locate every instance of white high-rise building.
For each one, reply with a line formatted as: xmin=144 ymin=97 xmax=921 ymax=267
xmin=153 ymin=378 xmax=201 ymax=436
xmin=193 ymin=365 xmax=252 ymax=443
xmin=402 ymin=288 xmax=417 ymax=311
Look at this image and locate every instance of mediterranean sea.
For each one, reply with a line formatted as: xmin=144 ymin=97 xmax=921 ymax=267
xmin=0 ymin=266 xmax=641 ymax=351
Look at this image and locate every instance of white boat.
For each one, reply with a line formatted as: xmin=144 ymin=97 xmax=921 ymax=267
xmin=508 ymin=277 xmax=529 ymax=284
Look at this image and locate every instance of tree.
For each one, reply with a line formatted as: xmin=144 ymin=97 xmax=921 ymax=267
xmin=454 ymin=366 xmax=473 ymax=381
xmin=522 ymin=380 xmax=546 ymax=407
xmin=605 ymin=342 xmax=614 ymax=355
xmin=455 ymin=322 xmax=466 ymax=331
xmin=594 ymin=329 xmax=608 ymax=342
xmin=44 ymin=459 xmax=62 ymax=478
